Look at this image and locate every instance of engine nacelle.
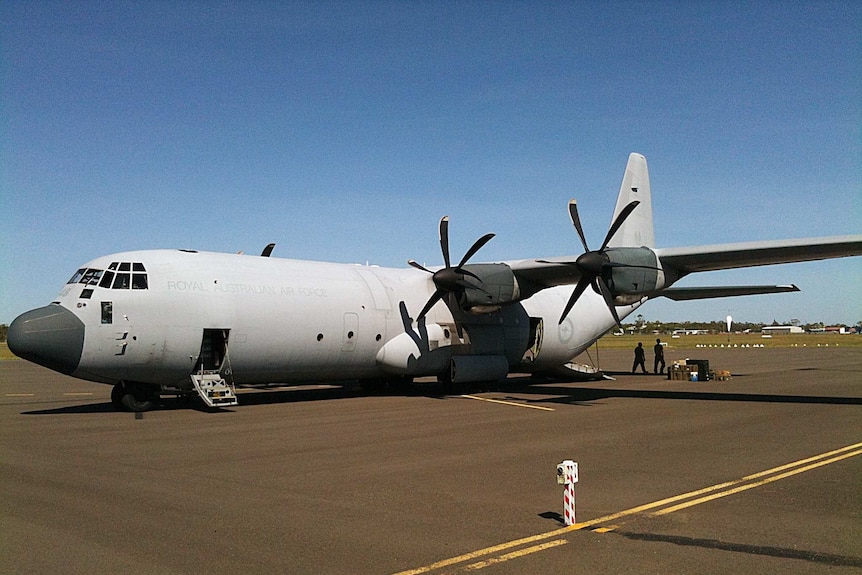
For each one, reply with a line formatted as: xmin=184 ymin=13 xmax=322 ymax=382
xmin=604 ymin=247 xmax=664 ymax=303
xmin=457 ymin=263 xmax=521 ymax=311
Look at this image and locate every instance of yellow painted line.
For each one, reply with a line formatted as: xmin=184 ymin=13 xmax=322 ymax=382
xmin=391 ymin=526 xmax=577 ymax=575
xmin=589 ymin=441 xmax=862 ymax=526
xmin=653 ymin=448 xmax=862 ymax=516
xmin=460 ymin=394 xmax=555 ymax=412
xmin=63 ymin=392 xmax=94 ymax=396
xmin=592 ymin=526 xmax=617 ymax=533
xmin=390 ymin=442 xmax=862 ymax=575
xmin=5 ymin=393 xmax=35 ymax=397
xmin=463 ymin=539 xmax=567 ymax=570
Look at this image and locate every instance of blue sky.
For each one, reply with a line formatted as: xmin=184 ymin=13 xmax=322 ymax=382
xmin=2 ymin=1 xmax=860 ymax=325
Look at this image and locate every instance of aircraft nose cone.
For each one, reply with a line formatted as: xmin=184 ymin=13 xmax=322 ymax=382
xmin=8 ymin=305 xmax=85 ymax=375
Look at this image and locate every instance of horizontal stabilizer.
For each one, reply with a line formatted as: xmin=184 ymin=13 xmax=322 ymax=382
xmin=659 ymin=284 xmax=800 ymax=301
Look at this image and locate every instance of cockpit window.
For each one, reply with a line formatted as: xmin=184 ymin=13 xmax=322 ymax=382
xmin=81 ymin=269 xmax=104 ymax=285
xmin=132 ymin=274 xmax=148 ymax=289
xmin=68 ymin=262 xmax=148 ymax=290
xmin=113 ymin=273 xmax=131 ymax=289
xmin=99 ymin=271 xmax=115 ymax=288
xmin=68 ymin=269 xmax=86 ymax=284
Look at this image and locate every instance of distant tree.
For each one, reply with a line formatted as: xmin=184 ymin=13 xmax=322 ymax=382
xmin=0 ymin=324 xmax=6 ymax=342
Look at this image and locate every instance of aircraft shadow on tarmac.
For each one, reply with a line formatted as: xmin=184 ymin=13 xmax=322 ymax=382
xmin=20 ymin=376 xmax=861 ymax=416
xmin=613 ymin=530 xmax=862 ymax=568
xmin=19 ymin=382 xmax=452 ymax=415
xmin=510 ymin=381 xmax=862 ymax=407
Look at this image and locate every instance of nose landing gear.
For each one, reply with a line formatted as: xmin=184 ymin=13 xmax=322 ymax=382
xmin=111 ymin=381 xmax=159 ymax=412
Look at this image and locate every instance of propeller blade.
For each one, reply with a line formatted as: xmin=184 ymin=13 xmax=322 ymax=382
xmin=439 ymin=217 xmax=451 ymax=268
xmin=408 ymin=260 xmax=432 ymax=273
xmin=457 ymin=233 xmax=495 ymax=268
xmin=458 ymin=267 xmax=483 ymax=283
xmin=558 ymin=275 xmax=592 ymax=324
xmin=600 ymin=200 xmax=640 ymax=250
xmin=597 ymin=277 xmax=623 ymax=327
xmin=568 ymin=200 xmax=590 ymax=253
xmin=410 ymin=216 xmax=495 ymax=319
xmin=417 ymin=289 xmax=446 ymax=320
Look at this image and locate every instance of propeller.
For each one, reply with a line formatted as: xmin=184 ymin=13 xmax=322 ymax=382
xmin=408 ymin=216 xmax=495 ymax=319
xmin=552 ymin=199 xmax=656 ymax=326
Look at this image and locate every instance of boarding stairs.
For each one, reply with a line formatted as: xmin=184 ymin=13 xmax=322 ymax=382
xmin=190 ymin=369 xmax=238 ymax=408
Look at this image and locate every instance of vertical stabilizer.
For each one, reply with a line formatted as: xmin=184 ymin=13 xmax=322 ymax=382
xmin=606 ymin=153 xmax=655 ymax=248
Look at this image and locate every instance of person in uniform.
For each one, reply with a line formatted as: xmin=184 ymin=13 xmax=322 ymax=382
xmin=632 ymin=342 xmax=647 ymax=373
xmin=654 ymin=338 xmax=666 ymax=374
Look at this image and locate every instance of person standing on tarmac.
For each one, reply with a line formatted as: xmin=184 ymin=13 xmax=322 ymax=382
xmin=654 ymin=338 xmax=666 ymax=374
xmin=632 ymin=342 xmax=647 ymax=373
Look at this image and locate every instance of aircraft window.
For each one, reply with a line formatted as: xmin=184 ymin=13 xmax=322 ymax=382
xmin=87 ymin=270 xmax=104 ymax=285
xmin=80 ymin=269 xmax=102 ymax=285
xmin=113 ymin=273 xmax=131 ymax=289
xmin=118 ymin=262 xmax=131 ymax=272
xmin=99 ymin=271 xmax=114 ymax=288
xmin=108 ymin=262 xmax=118 ymax=271
xmin=133 ymin=262 xmax=146 ymax=272
xmin=68 ymin=269 xmax=86 ymax=284
xmin=101 ymin=302 xmax=113 ymax=324
xmin=132 ymin=274 xmax=148 ymax=290
xmin=80 ymin=288 xmax=94 ymax=299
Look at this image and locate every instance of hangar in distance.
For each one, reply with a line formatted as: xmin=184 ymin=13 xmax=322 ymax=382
xmin=8 ymin=153 xmax=862 ymax=411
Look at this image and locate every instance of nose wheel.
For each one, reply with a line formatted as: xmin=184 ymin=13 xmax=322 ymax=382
xmin=111 ymin=381 xmax=159 ymax=412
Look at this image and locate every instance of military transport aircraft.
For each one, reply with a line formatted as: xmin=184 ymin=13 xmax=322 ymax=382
xmin=9 ymin=154 xmax=862 ymax=411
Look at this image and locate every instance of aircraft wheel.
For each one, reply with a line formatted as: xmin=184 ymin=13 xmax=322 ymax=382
xmin=110 ymin=383 xmax=126 ymax=410
xmin=359 ymin=378 xmax=386 ymax=395
xmin=116 ymin=382 xmax=158 ymax=412
xmin=388 ymin=376 xmax=414 ymax=394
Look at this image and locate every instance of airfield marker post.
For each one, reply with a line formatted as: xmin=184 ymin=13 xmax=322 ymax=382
xmin=556 ymin=460 xmax=578 ymax=526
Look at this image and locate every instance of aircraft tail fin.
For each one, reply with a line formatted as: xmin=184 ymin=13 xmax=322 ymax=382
xmin=606 ymin=153 xmax=655 ymax=249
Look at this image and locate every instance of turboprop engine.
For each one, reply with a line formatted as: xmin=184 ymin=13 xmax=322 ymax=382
xmin=408 ymin=217 xmax=524 ymax=317
xmin=450 ymin=263 xmax=520 ymax=313
xmin=603 ymin=247 xmax=664 ymax=305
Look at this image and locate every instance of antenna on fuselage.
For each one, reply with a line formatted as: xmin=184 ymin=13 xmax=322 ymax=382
xmin=261 ymin=243 xmax=276 ymax=257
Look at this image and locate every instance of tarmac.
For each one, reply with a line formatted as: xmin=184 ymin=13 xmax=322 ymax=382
xmin=1 ymin=346 xmax=860 ymax=574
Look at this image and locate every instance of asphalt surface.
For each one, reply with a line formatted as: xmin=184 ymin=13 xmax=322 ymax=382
xmin=1 ymin=346 xmax=860 ymax=574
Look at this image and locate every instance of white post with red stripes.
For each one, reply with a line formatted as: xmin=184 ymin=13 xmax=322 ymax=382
xmin=556 ymin=460 xmax=578 ymax=526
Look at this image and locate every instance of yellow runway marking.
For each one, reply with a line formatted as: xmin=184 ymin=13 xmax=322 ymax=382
xmin=653 ymin=447 xmax=862 ymax=516
xmin=463 ymin=539 xmax=567 ymax=570
xmin=391 ymin=441 xmax=862 ymax=575
xmin=63 ymin=392 xmax=94 ymax=396
xmin=460 ymin=394 xmax=555 ymax=411
xmin=5 ymin=393 xmax=35 ymax=397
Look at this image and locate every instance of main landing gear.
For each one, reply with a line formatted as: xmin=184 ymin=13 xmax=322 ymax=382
xmin=111 ymin=381 xmax=159 ymax=412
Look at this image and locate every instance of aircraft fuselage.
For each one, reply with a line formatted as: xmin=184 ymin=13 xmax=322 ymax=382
xmin=10 ymin=249 xmax=631 ymax=394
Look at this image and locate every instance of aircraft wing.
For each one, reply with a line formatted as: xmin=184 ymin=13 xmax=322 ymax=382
xmin=509 ymin=235 xmax=862 ymax=297
xmin=654 ymin=235 xmax=862 ymax=274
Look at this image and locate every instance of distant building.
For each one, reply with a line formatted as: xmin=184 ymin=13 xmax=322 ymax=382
xmin=761 ymin=326 xmax=804 ymax=335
